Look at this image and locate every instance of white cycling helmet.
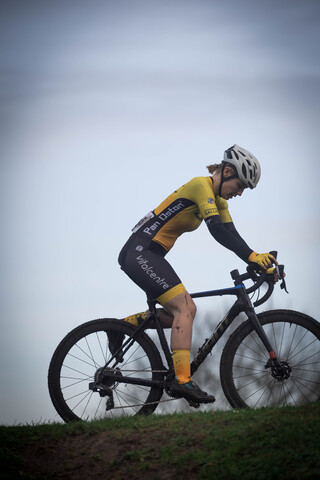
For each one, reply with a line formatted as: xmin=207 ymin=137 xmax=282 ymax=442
xmin=223 ymin=144 xmax=261 ymax=189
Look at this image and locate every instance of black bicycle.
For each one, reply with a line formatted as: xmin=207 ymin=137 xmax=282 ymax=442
xmin=48 ymin=253 xmax=320 ymax=422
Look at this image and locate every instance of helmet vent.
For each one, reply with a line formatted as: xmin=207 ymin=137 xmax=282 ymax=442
xmin=226 ymin=148 xmax=233 ymax=160
xmin=223 ymin=144 xmax=261 ymax=188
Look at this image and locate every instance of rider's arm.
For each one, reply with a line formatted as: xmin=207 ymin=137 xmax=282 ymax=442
xmin=223 ymin=222 xmax=252 ymax=255
xmin=187 ymin=178 xmax=270 ymax=266
xmin=223 ymin=222 xmax=277 ymax=270
xmin=205 ymin=215 xmax=254 ymax=262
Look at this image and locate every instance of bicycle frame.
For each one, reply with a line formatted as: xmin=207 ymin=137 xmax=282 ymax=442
xmin=102 ymin=270 xmax=280 ymax=389
xmin=149 ymin=281 xmax=278 ymax=379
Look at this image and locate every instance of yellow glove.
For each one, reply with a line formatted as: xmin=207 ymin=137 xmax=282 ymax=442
xmin=266 ymin=266 xmax=284 ymax=284
xmin=248 ymin=252 xmax=274 ymax=269
xmin=266 ymin=267 xmax=275 ymax=275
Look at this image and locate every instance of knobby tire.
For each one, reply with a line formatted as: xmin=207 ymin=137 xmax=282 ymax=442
xmin=220 ymin=309 xmax=320 ymax=408
xmin=48 ymin=319 xmax=164 ymax=422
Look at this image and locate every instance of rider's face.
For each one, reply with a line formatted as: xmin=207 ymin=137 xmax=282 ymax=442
xmin=220 ymin=171 xmax=247 ymax=200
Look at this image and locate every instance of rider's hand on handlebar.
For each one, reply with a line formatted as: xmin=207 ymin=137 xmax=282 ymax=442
xmin=266 ymin=266 xmax=286 ymax=283
xmin=248 ymin=252 xmax=278 ymax=270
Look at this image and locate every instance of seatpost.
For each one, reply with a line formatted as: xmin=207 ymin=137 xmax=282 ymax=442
xmin=147 ymin=298 xmax=174 ymax=371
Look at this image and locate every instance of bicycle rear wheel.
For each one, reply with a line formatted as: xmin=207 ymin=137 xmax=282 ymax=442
xmin=48 ymin=319 xmax=165 ymax=422
xmin=220 ymin=310 xmax=320 ymax=409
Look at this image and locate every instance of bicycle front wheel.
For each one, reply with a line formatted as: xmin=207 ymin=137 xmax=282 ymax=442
xmin=48 ymin=319 xmax=165 ymax=422
xmin=220 ymin=310 xmax=320 ymax=409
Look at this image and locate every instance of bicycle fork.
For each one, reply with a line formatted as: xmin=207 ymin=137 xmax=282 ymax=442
xmin=239 ymin=285 xmax=289 ymax=379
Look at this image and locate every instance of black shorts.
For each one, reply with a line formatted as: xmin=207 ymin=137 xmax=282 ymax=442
xmin=118 ymin=235 xmax=186 ymax=305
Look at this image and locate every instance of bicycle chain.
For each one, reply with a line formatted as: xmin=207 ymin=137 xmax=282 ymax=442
xmin=103 ymin=368 xmax=180 ymax=409
xmin=101 ymin=368 xmax=186 ymax=409
xmin=106 ymin=395 xmax=180 ymax=410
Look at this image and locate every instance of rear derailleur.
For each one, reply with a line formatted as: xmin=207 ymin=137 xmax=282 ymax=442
xmin=89 ymin=366 xmax=122 ymax=411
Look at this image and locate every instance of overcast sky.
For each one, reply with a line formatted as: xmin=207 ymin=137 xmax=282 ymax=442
xmin=1 ymin=0 xmax=320 ymax=424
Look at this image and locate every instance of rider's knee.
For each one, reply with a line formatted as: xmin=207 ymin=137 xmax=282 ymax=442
xmin=179 ymin=294 xmax=196 ymax=319
xmin=164 ymin=291 xmax=196 ymax=319
xmin=188 ymin=298 xmax=197 ymax=319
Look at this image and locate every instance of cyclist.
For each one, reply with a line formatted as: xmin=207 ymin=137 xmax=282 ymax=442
xmin=112 ymin=144 xmax=278 ymax=405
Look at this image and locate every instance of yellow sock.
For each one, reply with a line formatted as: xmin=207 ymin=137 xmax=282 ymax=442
xmin=124 ymin=311 xmax=148 ymax=327
xmin=172 ymin=349 xmax=191 ymax=384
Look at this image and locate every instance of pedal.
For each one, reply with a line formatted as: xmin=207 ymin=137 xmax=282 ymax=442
xmin=188 ymin=400 xmax=201 ymax=409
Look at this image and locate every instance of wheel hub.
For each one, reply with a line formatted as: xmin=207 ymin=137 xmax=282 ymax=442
xmin=270 ymin=361 xmax=292 ymax=381
xmin=93 ymin=366 xmax=122 ymax=388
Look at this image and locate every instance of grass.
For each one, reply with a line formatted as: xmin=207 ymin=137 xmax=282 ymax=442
xmin=1 ymin=403 xmax=320 ymax=479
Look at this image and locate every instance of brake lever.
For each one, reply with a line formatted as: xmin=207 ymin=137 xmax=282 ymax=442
xmin=269 ymin=251 xmax=289 ymax=294
xmin=278 ymin=265 xmax=289 ymax=293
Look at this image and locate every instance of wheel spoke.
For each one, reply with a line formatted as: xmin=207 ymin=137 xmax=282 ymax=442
xmin=221 ymin=312 xmax=320 ymax=409
xmin=48 ymin=320 xmax=164 ymax=421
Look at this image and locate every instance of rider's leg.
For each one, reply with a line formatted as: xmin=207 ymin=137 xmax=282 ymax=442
xmin=163 ymin=291 xmax=196 ymax=384
xmin=116 ymin=236 xmax=214 ymax=402
xmin=124 ymin=291 xmax=195 ymax=347
xmin=164 ymin=291 xmax=196 ymax=350
xmin=124 ymin=308 xmax=174 ymax=328
xmin=156 ymin=309 xmax=174 ymax=327
xmin=161 ymin=291 xmax=215 ymax=402
xmin=122 ymin=291 xmax=196 ymax=383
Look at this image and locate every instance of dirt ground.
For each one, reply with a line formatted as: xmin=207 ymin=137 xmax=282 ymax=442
xmin=13 ymin=429 xmax=192 ymax=480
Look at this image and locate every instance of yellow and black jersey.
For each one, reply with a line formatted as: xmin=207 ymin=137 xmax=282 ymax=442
xmin=132 ymin=176 xmax=232 ymax=252
xmin=120 ymin=175 xmax=254 ymax=304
